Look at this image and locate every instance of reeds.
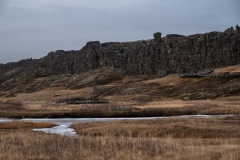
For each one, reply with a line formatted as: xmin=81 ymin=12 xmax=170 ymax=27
xmin=0 ymin=116 xmax=239 ymax=159
xmin=0 ymin=131 xmax=239 ymax=160
xmin=71 ymin=116 xmax=240 ymax=138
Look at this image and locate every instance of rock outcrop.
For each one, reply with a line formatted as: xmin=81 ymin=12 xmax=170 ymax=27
xmin=0 ymin=26 xmax=240 ymax=79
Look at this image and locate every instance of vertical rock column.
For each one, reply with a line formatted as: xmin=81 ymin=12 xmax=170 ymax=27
xmin=154 ymin=32 xmax=162 ymax=44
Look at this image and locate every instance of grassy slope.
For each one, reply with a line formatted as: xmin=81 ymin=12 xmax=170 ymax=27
xmin=0 ymin=66 xmax=240 ymax=117
xmin=1 ymin=66 xmax=240 ymax=103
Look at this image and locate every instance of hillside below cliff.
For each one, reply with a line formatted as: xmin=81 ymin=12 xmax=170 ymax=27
xmin=0 ymin=65 xmax=240 ymax=102
xmin=0 ymin=64 xmax=240 ymax=119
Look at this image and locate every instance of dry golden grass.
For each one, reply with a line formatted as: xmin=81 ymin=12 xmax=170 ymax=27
xmin=0 ymin=121 xmax=56 ymax=129
xmin=0 ymin=130 xmax=239 ymax=160
xmin=0 ymin=112 xmax=239 ymax=159
xmin=0 ymin=129 xmax=239 ymax=160
xmin=214 ymin=65 xmax=240 ymax=73
xmin=71 ymin=116 xmax=240 ymax=138
xmin=0 ymin=97 xmax=239 ymax=118
xmin=143 ymin=74 xmax=191 ymax=86
xmin=6 ymin=86 xmax=94 ymax=102
xmin=0 ymin=101 xmax=24 ymax=110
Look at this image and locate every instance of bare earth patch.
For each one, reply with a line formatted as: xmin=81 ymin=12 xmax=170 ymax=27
xmin=214 ymin=65 xmax=240 ymax=73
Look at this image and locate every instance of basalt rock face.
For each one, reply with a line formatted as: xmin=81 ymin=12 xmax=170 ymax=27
xmin=1 ymin=26 xmax=240 ymax=79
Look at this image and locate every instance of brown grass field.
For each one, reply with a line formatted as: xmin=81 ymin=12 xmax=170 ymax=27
xmin=0 ymin=121 xmax=56 ymax=130
xmin=71 ymin=116 xmax=240 ymax=138
xmin=0 ymin=101 xmax=239 ymax=118
xmin=0 ymin=116 xmax=239 ymax=160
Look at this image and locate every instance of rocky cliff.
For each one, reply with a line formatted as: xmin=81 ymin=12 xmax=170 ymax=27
xmin=1 ymin=26 xmax=240 ymax=79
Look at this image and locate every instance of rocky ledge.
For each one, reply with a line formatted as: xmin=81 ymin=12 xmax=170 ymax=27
xmin=0 ymin=26 xmax=240 ymax=81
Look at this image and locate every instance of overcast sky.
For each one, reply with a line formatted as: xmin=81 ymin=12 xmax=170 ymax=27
xmin=0 ymin=0 xmax=239 ymax=64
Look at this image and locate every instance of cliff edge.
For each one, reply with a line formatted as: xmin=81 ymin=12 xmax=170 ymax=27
xmin=0 ymin=26 xmax=240 ymax=82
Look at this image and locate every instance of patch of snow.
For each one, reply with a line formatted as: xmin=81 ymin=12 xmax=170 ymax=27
xmin=0 ymin=118 xmax=14 ymax=123
xmin=33 ymin=124 xmax=77 ymax=136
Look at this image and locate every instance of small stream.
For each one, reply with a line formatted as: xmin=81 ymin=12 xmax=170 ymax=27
xmin=24 ymin=117 xmax=162 ymax=136
xmin=0 ymin=115 xmax=236 ymax=136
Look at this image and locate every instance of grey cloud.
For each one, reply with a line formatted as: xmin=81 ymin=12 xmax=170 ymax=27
xmin=0 ymin=0 xmax=7 ymax=16
xmin=0 ymin=0 xmax=239 ymax=63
